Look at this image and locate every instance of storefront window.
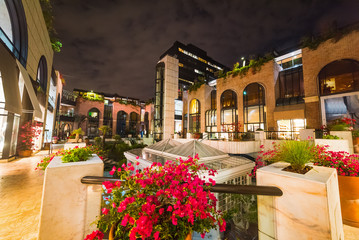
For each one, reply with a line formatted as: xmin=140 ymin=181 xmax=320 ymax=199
xmin=0 ymin=111 xmax=7 ymax=158
xmin=9 ymin=114 xmax=20 ymax=156
xmin=88 ymin=108 xmax=100 ymax=138
xmin=220 ymin=90 xmax=238 ymax=132
xmin=277 ymin=119 xmax=306 ymax=139
xmin=189 ymin=99 xmax=200 ymax=133
xmin=243 ymin=83 xmax=266 ymax=131
xmin=205 ymin=109 xmax=217 ymax=132
xmin=319 ymin=59 xmax=359 ymax=96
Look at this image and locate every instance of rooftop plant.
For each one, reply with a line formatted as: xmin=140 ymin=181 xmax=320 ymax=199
xmin=219 ymin=53 xmax=274 ymax=80
xmin=86 ymin=155 xmax=226 ymax=240
xmin=39 ymin=0 xmax=62 ymax=52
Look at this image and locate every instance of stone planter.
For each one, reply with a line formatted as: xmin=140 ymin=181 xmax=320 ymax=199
xmin=257 ymin=162 xmax=343 ymax=240
xmin=64 ymin=142 xmax=87 ymax=150
xmin=331 ymin=131 xmax=353 ymax=154
xmin=338 ymin=175 xmax=359 ymax=227
xmin=18 ymin=150 xmax=32 ymax=157
xmin=314 ymin=139 xmax=350 ymax=153
xmin=38 ymin=154 xmax=103 ymax=240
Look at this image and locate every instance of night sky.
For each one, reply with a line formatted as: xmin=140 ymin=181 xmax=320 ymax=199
xmin=53 ymin=0 xmax=359 ymax=101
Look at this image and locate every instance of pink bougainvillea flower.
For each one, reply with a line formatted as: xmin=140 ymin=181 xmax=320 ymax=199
xmin=101 ymin=208 xmax=109 ymax=215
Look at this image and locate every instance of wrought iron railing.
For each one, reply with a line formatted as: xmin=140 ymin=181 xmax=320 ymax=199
xmin=81 ymin=176 xmax=283 ymax=196
xmin=204 ymin=132 xmax=257 ymax=141
xmin=265 ymin=131 xmax=298 ymax=140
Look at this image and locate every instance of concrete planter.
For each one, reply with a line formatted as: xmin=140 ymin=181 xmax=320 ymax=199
xmin=331 ymin=131 xmax=353 ymax=154
xmin=64 ymin=142 xmax=87 ymax=150
xmin=38 ymin=154 xmax=103 ymax=240
xmin=257 ymin=162 xmax=343 ymax=240
xmin=315 ymin=139 xmax=350 ymax=153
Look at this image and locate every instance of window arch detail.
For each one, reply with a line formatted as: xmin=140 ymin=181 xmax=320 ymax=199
xmin=319 ymin=59 xmax=359 ymax=96
xmin=243 ymin=83 xmax=266 ymax=131
xmin=189 ymin=99 xmax=200 ymax=133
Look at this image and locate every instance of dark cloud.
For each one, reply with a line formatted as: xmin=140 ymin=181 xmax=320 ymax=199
xmin=53 ymin=0 xmax=359 ymax=100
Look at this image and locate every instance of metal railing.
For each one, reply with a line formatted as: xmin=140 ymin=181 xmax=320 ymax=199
xmin=265 ymin=131 xmax=298 ymax=140
xmin=204 ymin=132 xmax=257 ymax=141
xmin=81 ymin=176 xmax=283 ymax=196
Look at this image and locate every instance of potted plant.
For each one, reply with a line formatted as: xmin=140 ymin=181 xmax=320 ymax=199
xmin=52 ymin=136 xmax=59 ymax=144
xmin=85 ymin=156 xmax=226 ymax=240
xmin=256 ymin=141 xmax=344 ymax=239
xmin=313 ymin=148 xmax=359 ymax=227
xmin=17 ymin=121 xmax=41 ymax=157
xmin=353 ymin=130 xmax=359 ymax=153
xmin=328 ymin=118 xmax=356 ymax=153
xmin=71 ymin=128 xmax=84 ymax=143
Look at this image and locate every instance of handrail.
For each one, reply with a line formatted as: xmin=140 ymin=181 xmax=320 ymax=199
xmin=81 ymin=176 xmax=283 ymax=196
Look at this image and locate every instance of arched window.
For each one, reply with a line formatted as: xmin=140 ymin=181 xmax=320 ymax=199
xmin=211 ymin=90 xmax=216 ymax=109
xmin=0 ymin=0 xmax=28 ymax=66
xmin=243 ymin=83 xmax=266 ymax=131
xmin=220 ymin=90 xmax=237 ymax=132
xmin=88 ymin=108 xmax=100 ymax=138
xmin=37 ymin=56 xmax=48 ymax=92
xmin=129 ymin=112 xmax=139 ymax=135
xmin=189 ymin=99 xmax=200 ymax=133
xmin=116 ymin=111 xmax=127 ymax=137
xmin=205 ymin=109 xmax=216 ymax=133
xmin=319 ymin=59 xmax=359 ymax=96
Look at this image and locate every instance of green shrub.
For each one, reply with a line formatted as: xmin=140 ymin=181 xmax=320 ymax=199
xmin=94 ymin=137 xmax=102 ymax=146
xmin=114 ymin=134 xmax=123 ymax=143
xmin=62 ymin=147 xmax=93 ymax=163
xmin=323 ymin=134 xmax=340 ymax=139
xmin=273 ymin=140 xmax=315 ymax=172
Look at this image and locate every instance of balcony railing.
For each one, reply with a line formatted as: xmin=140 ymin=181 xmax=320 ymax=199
xmin=204 ymin=132 xmax=257 ymax=141
xmin=265 ymin=130 xmax=299 ymax=140
xmin=0 ymin=27 xmax=26 ymax=66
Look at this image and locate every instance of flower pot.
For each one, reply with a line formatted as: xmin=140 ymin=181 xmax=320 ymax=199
xmin=338 ymin=175 xmax=359 ymax=227
xmin=109 ymin=224 xmax=192 ymax=240
xmin=52 ymin=140 xmax=58 ymax=144
xmin=18 ymin=150 xmax=32 ymax=157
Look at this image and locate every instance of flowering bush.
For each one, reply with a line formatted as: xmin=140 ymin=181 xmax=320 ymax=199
xmin=328 ymin=117 xmax=356 ymax=131
xmin=87 ymin=155 xmax=226 ymax=240
xmin=61 ymin=146 xmax=93 ymax=163
xmin=313 ymin=146 xmax=359 ymax=177
xmin=17 ymin=121 xmax=42 ymax=151
xmin=35 ymin=149 xmax=66 ymax=171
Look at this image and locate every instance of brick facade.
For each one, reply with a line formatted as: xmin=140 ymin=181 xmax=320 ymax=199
xmin=183 ymin=30 xmax=359 ymax=132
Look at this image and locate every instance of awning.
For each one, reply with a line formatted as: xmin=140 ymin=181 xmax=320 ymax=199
xmin=16 ymin=60 xmax=42 ymax=119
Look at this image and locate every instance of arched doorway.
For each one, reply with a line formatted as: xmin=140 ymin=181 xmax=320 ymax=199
xmin=319 ymin=59 xmax=359 ymax=128
xmin=88 ymin=108 xmax=100 ymax=138
xmin=116 ymin=111 xmax=127 ymax=137
xmin=189 ymin=99 xmax=200 ymax=133
xmin=221 ymin=90 xmax=237 ymax=132
xmin=129 ymin=112 xmax=139 ymax=136
xmin=243 ymin=83 xmax=266 ymax=131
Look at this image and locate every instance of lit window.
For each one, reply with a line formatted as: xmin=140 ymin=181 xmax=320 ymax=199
xmin=178 ymin=63 xmax=183 ymax=67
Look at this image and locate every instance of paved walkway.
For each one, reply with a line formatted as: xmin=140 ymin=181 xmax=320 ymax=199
xmin=0 ymin=150 xmax=359 ymax=240
xmin=0 ymin=151 xmax=48 ymax=240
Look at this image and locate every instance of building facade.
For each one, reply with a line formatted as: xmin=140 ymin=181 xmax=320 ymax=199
xmin=0 ymin=0 xmax=56 ymax=159
xmin=183 ymin=30 xmax=359 ymax=137
xmin=154 ymin=41 xmax=229 ymax=140
xmin=55 ymin=89 xmax=154 ymax=139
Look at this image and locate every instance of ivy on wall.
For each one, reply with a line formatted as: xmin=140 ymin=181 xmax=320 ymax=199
xmin=218 ymin=53 xmax=274 ymax=80
xmin=300 ymin=24 xmax=354 ymax=50
xmin=40 ymin=0 xmax=62 ymax=52
xmin=188 ymin=77 xmax=206 ymax=93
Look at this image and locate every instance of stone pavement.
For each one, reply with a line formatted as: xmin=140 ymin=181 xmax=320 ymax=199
xmin=0 ymin=150 xmax=359 ymax=240
xmin=0 ymin=151 xmax=48 ymax=240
